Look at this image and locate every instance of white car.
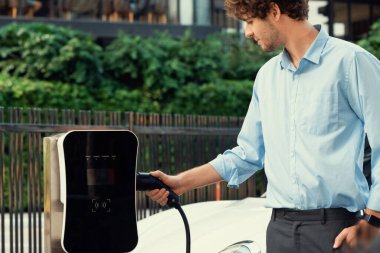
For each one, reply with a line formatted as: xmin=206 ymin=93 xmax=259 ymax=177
xmin=131 ymin=197 xmax=271 ymax=253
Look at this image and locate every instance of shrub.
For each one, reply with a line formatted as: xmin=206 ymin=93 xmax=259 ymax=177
xmin=0 ymin=23 xmax=277 ymax=115
xmin=0 ymin=73 xmax=161 ymax=112
xmin=0 ymin=73 xmax=255 ymax=116
xmin=0 ymin=74 xmax=95 ymax=109
xmin=358 ymin=19 xmax=380 ymax=59
xmin=103 ymin=31 xmax=272 ymax=102
xmin=103 ymin=31 xmax=227 ymax=99
xmin=0 ymin=23 xmax=103 ymax=86
xmin=92 ymin=79 xmax=161 ymax=112
xmin=164 ymin=79 xmax=253 ymax=116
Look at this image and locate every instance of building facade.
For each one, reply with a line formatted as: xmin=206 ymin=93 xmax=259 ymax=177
xmin=0 ymin=0 xmax=379 ymax=41
xmin=318 ymin=0 xmax=380 ymax=40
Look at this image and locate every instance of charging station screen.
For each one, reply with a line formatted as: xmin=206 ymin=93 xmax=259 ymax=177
xmin=86 ymin=156 xmax=116 ymax=186
xmin=86 ymin=168 xmax=115 ymax=186
xmin=61 ymin=131 xmax=138 ymax=253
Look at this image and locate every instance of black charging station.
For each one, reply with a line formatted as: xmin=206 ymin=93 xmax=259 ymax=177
xmin=54 ymin=130 xmax=190 ymax=253
xmin=58 ymin=131 xmax=139 ymax=253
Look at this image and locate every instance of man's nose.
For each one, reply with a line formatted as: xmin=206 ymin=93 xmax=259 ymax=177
xmin=244 ymin=26 xmax=253 ymax=39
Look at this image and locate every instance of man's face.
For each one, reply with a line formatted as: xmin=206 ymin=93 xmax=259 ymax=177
xmin=244 ymin=17 xmax=281 ymax=52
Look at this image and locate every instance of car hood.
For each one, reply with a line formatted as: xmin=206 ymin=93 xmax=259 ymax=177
xmin=131 ymin=197 xmax=271 ymax=253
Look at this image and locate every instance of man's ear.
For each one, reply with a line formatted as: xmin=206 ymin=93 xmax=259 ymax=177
xmin=269 ymin=2 xmax=281 ymax=21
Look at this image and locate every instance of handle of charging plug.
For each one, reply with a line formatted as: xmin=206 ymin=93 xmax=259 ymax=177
xmin=136 ymin=172 xmax=190 ymax=253
xmin=136 ymin=172 xmax=179 ymax=208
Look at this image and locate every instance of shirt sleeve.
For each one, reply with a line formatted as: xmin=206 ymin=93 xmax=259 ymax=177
xmin=347 ymin=51 xmax=380 ymax=211
xmin=209 ymin=79 xmax=265 ymax=188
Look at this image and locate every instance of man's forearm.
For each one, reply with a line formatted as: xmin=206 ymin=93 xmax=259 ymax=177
xmin=178 ymin=163 xmax=223 ymax=192
xmin=365 ymin=208 xmax=380 ymax=219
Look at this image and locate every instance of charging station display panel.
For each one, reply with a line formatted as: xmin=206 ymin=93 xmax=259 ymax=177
xmin=61 ymin=131 xmax=138 ymax=253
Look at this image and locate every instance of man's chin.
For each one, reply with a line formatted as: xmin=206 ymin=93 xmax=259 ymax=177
xmin=254 ymin=40 xmax=277 ymax=52
xmin=260 ymin=45 xmax=276 ymax=52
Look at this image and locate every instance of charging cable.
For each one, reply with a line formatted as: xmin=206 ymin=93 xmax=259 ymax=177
xmin=136 ymin=172 xmax=191 ymax=253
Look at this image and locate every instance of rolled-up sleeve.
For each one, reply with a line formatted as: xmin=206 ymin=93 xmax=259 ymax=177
xmin=348 ymin=51 xmax=380 ymax=211
xmin=209 ymin=83 xmax=265 ymax=188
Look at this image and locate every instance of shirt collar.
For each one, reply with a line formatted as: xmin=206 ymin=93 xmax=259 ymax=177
xmin=280 ymin=24 xmax=329 ymax=70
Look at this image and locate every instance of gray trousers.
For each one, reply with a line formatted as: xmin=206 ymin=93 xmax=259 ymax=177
xmin=266 ymin=208 xmax=359 ymax=253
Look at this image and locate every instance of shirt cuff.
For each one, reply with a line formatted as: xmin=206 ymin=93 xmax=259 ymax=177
xmin=209 ymin=155 xmax=239 ymax=189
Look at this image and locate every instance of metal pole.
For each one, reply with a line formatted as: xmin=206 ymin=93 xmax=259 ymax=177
xmin=49 ymin=0 xmax=54 ymax=18
xmin=193 ymin=0 xmax=196 ymax=24
xmin=18 ymin=0 xmax=23 ymax=17
xmin=177 ymin=0 xmax=180 ymax=24
xmin=210 ymin=0 xmax=215 ymax=25
xmin=328 ymin=0 xmax=335 ymax=36
xmin=347 ymin=0 xmax=352 ymax=40
xmin=369 ymin=0 xmax=374 ymax=27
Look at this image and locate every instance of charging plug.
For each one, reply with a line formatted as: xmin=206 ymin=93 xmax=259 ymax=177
xmin=136 ymin=172 xmax=190 ymax=253
xmin=136 ymin=172 xmax=179 ymax=208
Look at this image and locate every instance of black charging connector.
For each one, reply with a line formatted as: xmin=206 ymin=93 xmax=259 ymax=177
xmin=136 ymin=172 xmax=179 ymax=208
xmin=136 ymin=172 xmax=191 ymax=253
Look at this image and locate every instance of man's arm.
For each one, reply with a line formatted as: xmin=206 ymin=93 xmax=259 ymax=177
xmin=146 ymin=163 xmax=223 ymax=206
xmin=365 ymin=209 xmax=380 ymax=219
xmin=176 ymin=163 xmax=223 ymax=193
xmin=334 ymin=51 xmax=380 ymax=250
xmin=148 ymin=74 xmax=266 ymax=205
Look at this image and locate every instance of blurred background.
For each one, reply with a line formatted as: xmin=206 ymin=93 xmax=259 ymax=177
xmin=0 ymin=0 xmax=378 ymax=41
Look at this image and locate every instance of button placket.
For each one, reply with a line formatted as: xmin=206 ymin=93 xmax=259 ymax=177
xmin=289 ymin=72 xmax=297 ymax=205
xmin=290 ymin=72 xmax=301 ymax=208
xmin=294 ymin=74 xmax=303 ymax=208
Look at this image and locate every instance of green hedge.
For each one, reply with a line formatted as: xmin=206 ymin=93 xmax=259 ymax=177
xmin=103 ymin=31 xmax=225 ymax=90
xmin=103 ymin=31 xmax=274 ymax=100
xmin=0 ymin=73 xmax=253 ymax=116
xmin=0 ymin=23 xmax=271 ymax=89
xmin=0 ymin=73 xmax=95 ymax=109
xmin=1 ymin=20 xmax=378 ymax=117
xmin=0 ymin=23 xmax=103 ymax=86
xmin=164 ymin=80 xmax=253 ymax=116
xmin=358 ymin=19 xmax=380 ymax=59
xmin=0 ymin=73 xmax=161 ymax=112
xmin=0 ymin=22 xmax=269 ymax=116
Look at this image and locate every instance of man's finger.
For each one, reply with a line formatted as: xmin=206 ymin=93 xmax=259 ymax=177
xmin=150 ymin=170 xmax=164 ymax=180
xmin=334 ymin=228 xmax=350 ymax=248
xmin=150 ymin=188 xmax=167 ymax=201
xmin=145 ymin=189 xmax=159 ymax=198
xmin=158 ymin=191 xmax=170 ymax=206
xmin=159 ymin=199 xmax=168 ymax=206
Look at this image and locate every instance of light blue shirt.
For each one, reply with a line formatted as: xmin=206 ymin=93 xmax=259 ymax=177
xmin=210 ymin=25 xmax=380 ymax=212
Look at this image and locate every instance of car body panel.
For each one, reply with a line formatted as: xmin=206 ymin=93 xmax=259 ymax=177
xmin=131 ymin=197 xmax=271 ymax=253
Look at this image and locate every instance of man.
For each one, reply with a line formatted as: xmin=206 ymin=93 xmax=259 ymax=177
xmin=147 ymin=1 xmax=380 ymax=252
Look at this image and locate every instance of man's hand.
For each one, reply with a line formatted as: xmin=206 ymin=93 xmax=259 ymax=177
xmin=145 ymin=170 xmax=186 ymax=206
xmin=333 ymin=217 xmax=380 ymax=251
xmin=145 ymin=164 xmax=223 ymax=206
xmin=146 ymin=163 xmax=222 ymax=206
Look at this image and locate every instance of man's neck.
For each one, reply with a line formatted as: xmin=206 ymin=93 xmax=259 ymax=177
xmin=282 ymin=21 xmax=319 ymax=69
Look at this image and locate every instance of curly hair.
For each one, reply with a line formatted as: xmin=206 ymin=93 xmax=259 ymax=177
xmin=225 ymin=0 xmax=309 ymax=21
